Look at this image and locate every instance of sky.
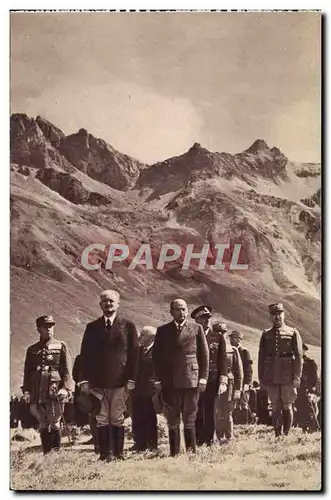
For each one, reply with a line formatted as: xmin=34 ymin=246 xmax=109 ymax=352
xmin=11 ymin=11 xmax=321 ymax=164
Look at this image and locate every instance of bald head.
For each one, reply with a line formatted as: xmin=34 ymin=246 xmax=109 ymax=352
xmin=170 ymin=298 xmax=188 ymax=323
xmin=140 ymin=325 xmax=157 ymax=348
xmin=99 ymin=289 xmax=120 ymax=316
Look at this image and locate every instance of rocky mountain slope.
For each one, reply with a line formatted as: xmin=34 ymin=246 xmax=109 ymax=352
xmin=10 ymin=114 xmax=321 ymax=392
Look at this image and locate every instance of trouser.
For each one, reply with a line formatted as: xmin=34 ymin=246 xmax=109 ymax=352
xmin=162 ymin=388 xmax=199 ymax=456
xmin=131 ymin=396 xmax=158 ymax=451
xmin=233 ymin=390 xmax=251 ymax=424
xmin=91 ymin=387 xmax=128 ymax=460
xmin=266 ymin=384 xmax=297 ymax=436
xmin=30 ymin=401 xmax=63 ymax=430
xmin=215 ymin=392 xmax=235 ymax=440
xmin=195 ymin=381 xmax=217 ymax=445
xmin=91 ymin=387 xmax=128 ymax=427
xmin=30 ymin=402 xmax=63 ymax=454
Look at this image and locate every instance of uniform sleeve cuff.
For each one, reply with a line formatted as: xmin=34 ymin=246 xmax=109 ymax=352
xmin=219 ymin=375 xmax=228 ymax=385
xmin=199 ymin=378 xmax=207 ymax=384
xmin=77 ymin=380 xmax=89 ymax=387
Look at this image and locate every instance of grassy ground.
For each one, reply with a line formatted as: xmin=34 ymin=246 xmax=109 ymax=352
xmin=11 ymin=423 xmax=321 ymax=491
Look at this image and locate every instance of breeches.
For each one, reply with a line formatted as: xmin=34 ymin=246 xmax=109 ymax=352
xmin=30 ymin=402 xmax=63 ymax=430
xmin=91 ymin=387 xmax=128 ymax=427
xmin=266 ymin=385 xmax=297 ymax=410
xmin=162 ymin=388 xmax=199 ymax=429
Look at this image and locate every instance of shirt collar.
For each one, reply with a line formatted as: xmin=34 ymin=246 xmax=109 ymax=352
xmin=144 ymin=342 xmax=154 ymax=354
xmin=104 ymin=313 xmax=117 ymax=326
xmin=174 ymin=319 xmax=187 ymax=329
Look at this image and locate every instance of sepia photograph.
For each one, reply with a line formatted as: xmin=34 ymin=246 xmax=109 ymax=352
xmin=9 ymin=10 xmax=321 ymax=491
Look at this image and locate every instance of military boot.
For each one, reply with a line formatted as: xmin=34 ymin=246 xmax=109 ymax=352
xmin=97 ymin=426 xmax=110 ymax=461
xmin=50 ymin=429 xmax=61 ymax=451
xmin=282 ymin=408 xmax=293 ymax=435
xmin=224 ymin=415 xmax=234 ymax=440
xmin=112 ymin=426 xmax=125 ymax=460
xmin=40 ymin=429 xmax=52 ymax=455
xmin=169 ymin=427 xmax=180 ymax=457
xmin=272 ymin=409 xmax=282 ymax=437
xmin=184 ymin=427 xmax=197 ymax=453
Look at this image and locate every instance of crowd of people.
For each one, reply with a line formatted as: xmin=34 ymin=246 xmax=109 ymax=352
xmin=13 ymin=290 xmax=321 ymax=460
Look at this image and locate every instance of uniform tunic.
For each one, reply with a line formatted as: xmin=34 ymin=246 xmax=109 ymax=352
xmin=215 ymin=339 xmax=243 ymax=439
xmin=258 ymin=325 xmax=303 ymax=407
xmin=195 ymin=329 xmax=227 ymax=444
xmin=22 ymin=337 xmax=73 ymax=429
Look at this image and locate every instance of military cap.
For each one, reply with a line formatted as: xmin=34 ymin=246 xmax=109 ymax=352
xmin=229 ymin=330 xmax=243 ymax=340
xmin=191 ymin=305 xmax=212 ymax=320
xmin=303 ymin=343 xmax=309 ymax=351
xmin=76 ymin=393 xmax=101 ymax=416
xmin=213 ymin=321 xmax=227 ymax=333
xmin=268 ymin=303 xmax=284 ymax=314
xmin=36 ymin=315 xmax=55 ymax=327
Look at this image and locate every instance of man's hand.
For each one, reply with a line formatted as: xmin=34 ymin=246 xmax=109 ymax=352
xmin=243 ymin=384 xmax=250 ymax=392
xmin=154 ymin=381 xmax=162 ymax=392
xmin=198 ymin=379 xmax=207 ymax=393
xmin=233 ymin=390 xmax=241 ymax=400
xmin=22 ymin=391 xmax=30 ymax=404
xmin=126 ymin=380 xmax=136 ymax=391
xmin=80 ymin=382 xmax=90 ymax=395
xmin=218 ymin=383 xmax=227 ymax=395
xmin=293 ymin=377 xmax=301 ymax=389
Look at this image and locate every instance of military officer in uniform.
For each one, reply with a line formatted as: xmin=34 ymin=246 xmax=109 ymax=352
xmin=214 ymin=322 xmax=243 ymax=441
xmin=78 ymin=290 xmax=139 ymax=461
xmin=295 ymin=344 xmax=320 ymax=432
xmin=258 ymin=303 xmax=303 ymax=437
xmin=229 ymin=330 xmax=253 ymax=424
xmin=153 ymin=299 xmax=209 ymax=456
xmin=191 ymin=305 xmax=227 ymax=446
xmin=22 ymin=315 xmax=74 ymax=454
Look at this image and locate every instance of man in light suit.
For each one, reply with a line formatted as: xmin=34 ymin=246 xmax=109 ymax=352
xmin=153 ymin=299 xmax=209 ymax=456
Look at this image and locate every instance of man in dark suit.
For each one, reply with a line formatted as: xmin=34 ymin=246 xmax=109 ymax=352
xmin=131 ymin=326 xmax=158 ymax=452
xmin=152 ymin=299 xmax=209 ymax=456
xmin=78 ymin=290 xmax=139 ymax=461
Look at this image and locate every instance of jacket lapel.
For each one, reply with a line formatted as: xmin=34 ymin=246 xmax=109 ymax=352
xmin=177 ymin=321 xmax=191 ymax=342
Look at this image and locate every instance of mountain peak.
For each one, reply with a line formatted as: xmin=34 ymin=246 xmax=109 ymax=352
xmin=187 ymin=142 xmax=210 ymax=155
xmin=245 ymin=139 xmax=270 ymax=154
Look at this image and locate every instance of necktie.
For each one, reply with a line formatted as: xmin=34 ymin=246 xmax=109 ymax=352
xmin=106 ymin=319 xmax=112 ymax=331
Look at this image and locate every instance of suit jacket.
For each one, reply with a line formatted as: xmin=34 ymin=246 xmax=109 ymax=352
xmin=152 ymin=320 xmax=209 ymax=389
xmin=79 ymin=316 xmax=139 ymax=389
xmin=132 ymin=344 xmax=156 ymax=398
xmin=22 ymin=337 xmax=74 ymax=403
xmin=258 ymin=325 xmax=303 ymax=386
